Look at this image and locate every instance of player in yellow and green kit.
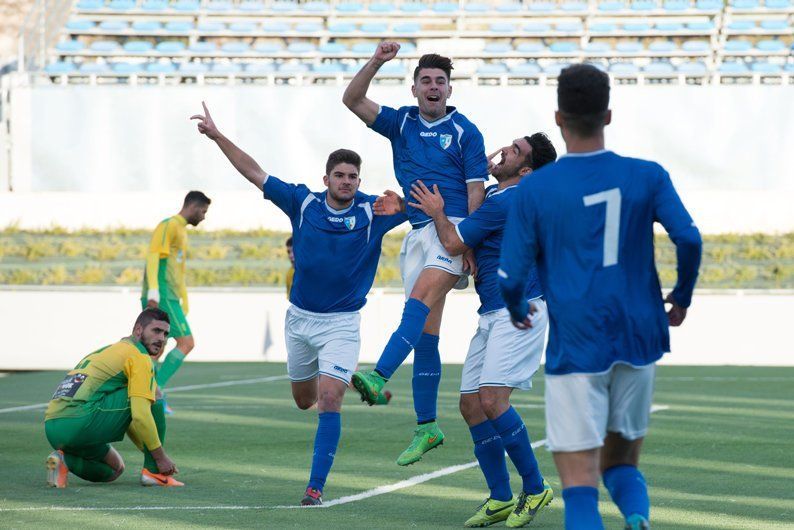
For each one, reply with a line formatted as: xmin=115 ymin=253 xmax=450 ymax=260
xmin=141 ymin=191 xmax=211 ymax=399
xmin=44 ymin=308 xmax=183 ymax=488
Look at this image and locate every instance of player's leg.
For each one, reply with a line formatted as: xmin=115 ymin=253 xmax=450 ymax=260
xmin=546 ymin=371 xmax=611 ymax=529
xmin=286 ymin=305 xmax=320 ymax=410
xmin=155 ymin=298 xmax=194 ymax=389
xmin=601 ymin=363 xmax=656 ymax=529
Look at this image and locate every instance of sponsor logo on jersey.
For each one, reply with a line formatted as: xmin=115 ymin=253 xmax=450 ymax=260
xmin=440 ymin=134 xmax=453 ymax=150
xmin=344 ymin=216 xmax=356 ymax=230
xmin=327 ymin=216 xmax=344 ymax=223
xmin=420 ymin=131 xmax=438 ymax=137
xmin=436 ymin=255 xmax=453 ymax=264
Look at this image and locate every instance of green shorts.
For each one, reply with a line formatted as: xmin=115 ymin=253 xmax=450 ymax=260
xmin=141 ymin=297 xmax=192 ymax=339
xmin=45 ymin=388 xmax=131 ymax=461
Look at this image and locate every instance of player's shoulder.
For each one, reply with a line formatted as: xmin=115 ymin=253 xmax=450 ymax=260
xmin=353 ymin=191 xmax=377 ymax=207
xmin=447 ymin=108 xmax=482 ymax=132
xmin=613 ymin=152 xmax=667 ymax=174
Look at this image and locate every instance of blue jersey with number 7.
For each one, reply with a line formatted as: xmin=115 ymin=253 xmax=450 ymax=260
xmin=498 ymin=150 xmax=702 ymax=375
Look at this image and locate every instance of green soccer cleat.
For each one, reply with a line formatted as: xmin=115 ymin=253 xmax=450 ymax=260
xmin=464 ymin=497 xmax=516 ymax=527
xmin=625 ymin=514 xmax=650 ymax=530
xmin=351 ymin=370 xmax=387 ymax=406
xmin=396 ymin=421 xmax=445 ymax=466
xmin=374 ymin=390 xmax=392 ymax=405
xmin=506 ymin=480 xmax=554 ymax=528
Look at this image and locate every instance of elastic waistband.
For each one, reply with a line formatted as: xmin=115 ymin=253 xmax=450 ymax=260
xmin=288 ymin=304 xmax=359 ymax=320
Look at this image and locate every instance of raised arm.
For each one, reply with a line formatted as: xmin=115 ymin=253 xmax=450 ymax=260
xmin=408 ymin=181 xmax=469 ymax=256
xmin=191 ymin=102 xmax=268 ymax=190
xmin=342 ymin=41 xmax=400 ymax=126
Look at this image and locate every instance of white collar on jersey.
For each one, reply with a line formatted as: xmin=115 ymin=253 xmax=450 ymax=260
xmin=561 ymin=149 xmax=611 ymax=158
xmin=324 ymin=200 xmax=355 ymax=215
xmin=418 ymin=108 xmax=458 ymax=129
xmin=487 ymin=184 xmax=517 ymax=198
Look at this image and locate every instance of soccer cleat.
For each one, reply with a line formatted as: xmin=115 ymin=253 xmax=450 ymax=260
xmin=162 ymin=396 xmax=174 ymax=415
xmin=140 ymin=468 xmax=184 ymax=487
xmin=351 ymin=370 xmax=387 ymax=406
xmin=396 ymin=421 xmax=445 ymax=466
xmin=301 ymin=487 xmax=323 ymax=506
xmin=505 ymin=480 xmax=554 ymax=528
xmin=374 ymin=390 xmax=392 ymax=405
xmin=46 ymin=450 xmax=68 ymax=488
xmin=625 ymin=514 xmax=650 ymax=530
xmin=464 ymin=497 xmax=516 ymax=527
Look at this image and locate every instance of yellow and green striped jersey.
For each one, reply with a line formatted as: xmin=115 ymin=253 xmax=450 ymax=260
xmin=142 ymin=214 xmax=188 ymax=303
xmin=286 ymin=266 xmax=294 ymax=299
xmin=45 ymin=339 xmax=156 ymax=420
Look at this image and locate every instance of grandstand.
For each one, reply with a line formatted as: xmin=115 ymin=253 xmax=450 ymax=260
xmin=11 ymin=0 xmax=794 ymax=85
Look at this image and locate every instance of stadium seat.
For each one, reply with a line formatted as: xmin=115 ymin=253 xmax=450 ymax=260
xmin=598 ymin=1 xmax=627 ymax=10
xmin=238 ymin=1 xmax=265 ymax=11
xmin=319 ymin=42 xmax=347 ymax=54
xmin=649 ymin=40 xmax=677 ymax=51
xmin=615 ymin=41 xmax=643 ymax=52
xmin=245 ymin=62 xmax=277 ymax=73
xmin=360 ymin=22 xmax=389 ymax=33
xmin=336 ymin=2 xmax=364 ymax=12
xmin=56 ymin=40 xmax=85 ymax=52
xmin=228 ymin=22 xmax=257 ymax=32
xmin=112 ymin=61 xmax=142 ymax=73
xmin=378 ymin=61 xmax=407 ymax=74
xmin=686 ymin=21 xmax=714 ymax=30
xmin=108 ymin=0 xmax=135 ymax=11
xmin=279 ymin=62 xmax=310 ymax=73
xmin=221 ymin=42 xmax=250 ymax=54
xmin=197 ymin=22 xmax=225 ymax=32
xmin=98 ymin=20 xmax=127 ymax=31
xmin=294 ymin=22 xmax=323 ymax=33
xmin=484 ymin=42 xmax=513 ymax=53
xmin=313 ymin=61 xmax=347 ymax=73
xmin=189 ymin=41 xmax=217 ymax=53
xmin=495 ymin=2 xmax=522 ymax=11
xmin=132 ymin=20 xmax=162 ymax=31
xmin=400 ymin=2 xmax=427 ymax=12
xmin=609 ymin=62 xmax=640 ymax=74
xmin=731 ymin=0 xmax=760 ymax=7
xmin=146 ymin=61 xmax=176 ymax=73
xmin=302 ymin=2 xmax=330 ymax=12
xmin=172 ymin=0 xmax=200 ymax=11
xmin=681 ymin=40 xmax=710 ymax=51
xmin=643 ymin=60 xmax=675 ymax=73
xmin=560 ymin=1 xmax=588 ymax=11
xmin=398 ymin=42 xmax=417 ymax=53
xmin=76 ymin=0 xmax=103 ymax=10
xmin=676 ymin=61 xmax=708 ymax=73
xmin=393 ymin=23 xmax=421 ymax=33
xmin=584 ymin=42 xmax=612 ymax=52
xmin=623 ymin=22 xmax=652 ymax=31
xmin=464 ymin=2 xmax=490 ymax=11
xmin=211 ymin=62 xmax=243 ymax=74
xmin=271 ymin=1 xmax=298 ymax=11
xmin=590 ymin=23 xmax=618 ymax=32
xmin=206 ymin=1 xmax=232 ymax=11
xmin=490 ymin=23 xmax=517 ymax=33
xmin=141 ymin=0 xmax=168 ymax=10
xmin=287 ymin=42 xmax=316 ymax=53
xmin=476 ymin=63 xmax=508 ymax=75
xmin=262 ymin=22 xmax=290 ymax=33
xmin=79 ymin=61 xmax=110 ymax=73
xmin=352 ymin=42 xmax=378 ymax=54
xmin=663 ymin=0 xmax=690 ymax=10
xmin=45 ymin=61 xmax=77 ymax=74
xmin=516 ymin=42 xmax=546 ymax=52
xmin=509 ymin=61 xmax=542 ymax=74
xmin=727 ymin=20 xmax=755 ymax=30
xmin=750 ymin=61 xmax=782 ymax=72
xmin=328 ymin=22 xmax=355 ymax=33
xmin=759 ymin=20 xmax=789 ymax=30
xmin=123 ymin=40 xmax=154 ymax=53
xmin=719 ymin=61 xmax=750 ymax=73
xmin=165 ymin=21 xmax=193 ymax=32
xmin=155 ymin=41 xmax=185 ymax=53
xmin=91 ymin=40 xmax=121 ymax=52
xmin=544 ymin=62 xmax=572 ymax=75
xmin=254 ymin=42 xmax=284 ymax=53
xmin=784 ymin=62 xmax=794 ymax=72
xmin=556 ymin=22 xmax=584 ymax=32
xmin=695 ymin=0 xmax=721 ymax=8
xmin=529 ymin=2 xmax=556 ymax=11
xmin=369 ymin=2 xmax=395 ymax=12
xmin=524 ymin=22 xmax=552 ymax=32
xmin=631 ymin=1 xmax=657 ymax=11
xmin=179 ymin=62 xmax=210 ymax=73
xmin=756 ymin=39 xmax=786 ymax=51
xmin=433 ymin=2 xmax=458 ymax=12
xmin=724 ymin=39 xmax=753 ymax=51
xmin=764 ymin=0 xmax=790 ymax=7
xmin=655 ymin=22 xmax=685 ymax=31
xmin=550 ymin=41 xmax=579 ymax=53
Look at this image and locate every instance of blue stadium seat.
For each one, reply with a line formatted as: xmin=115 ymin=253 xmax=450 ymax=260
xmin=57 ymin=40 xmax=85 ymax=52
xmin=141 ymin=0 xmax=168 ymax=11
xmin=623 ymin=22 xmax=652 ymax=31
xmin=756 ymin=39 xmax=786 ymax=51
xmin=123 ymin=40 xmax=154 ymax=52
xmin=131 ymin=20 xmax=161 ymax=31
xmin=681 ymin=39 xmax=709 ymax=51
xmin=211 ymin=62 xmax=243 ymax=73
xmin=79 ymin=61 xmax=110 ymax=73
xmin=400 ymin=2 xmax=427 ymax=12
xmin=328 ymin=22 xmax=356 ymax=33
xmin=112 ymin=61 xmax=142 ymax=73
xmin=369 ymin=2 xmax=395 ymax=12
xmin=262 ymin=22 xmax=290 ymax=32
xmin=398 ymin=42 xmax=417 ymax=53
xmin=663 ymin=0 xmax=690 ymax=10
xmin=495 ymin=2 xmax=522 ymax=11
xmin=784 ymin=62 xmax=794 ymax=72
xmin=155 ymin=41 xmax=185 ymax=53
xmin=524 ymin=22 xmax=552 ymax=32
xmin=549 ymin=41 xmax=579 ymax=53
xmin=731 ymin=0 xmax=760 ymax=7
xmin=172 ymin=0 xmax=200 ymax=11
xmin=584 ymin=42 xmax=612 ymax=52
xmin=464 ymin=3 xmax=490 ymax=11
xmin=206 ymin=1 xmax=232 ymax=11
xmin=655 ymin=22 xmax=685 ymax=30
xmin=561 ymin=1 xmax=588 ymax=10
xmin=484 ymin=42 xmax=513 ymax=53
xmin=649 ymin=40 xmax=677 ymax=51
xmin=108 ymin=0 xmax=135 ymax=11
xmin=529 ymin=2 xmax=556 ymax=11
xmin=271 ymin=1 xmax=298 ymax=11
xmin=631 ymin=1 xmax=657 ymax=10
xmin=433 ymin=2 xmax=458 ymax=12
xmin=394 ymin=23 xmax=421 ymax=33
xmin=750 ymin=61 xmax=782 ymax=72
xmin=313 ymin=62 xmax=347 ymax=73
xmin=544 ymin=62 xmax=572 ymax=75
xmin=302 ymin=2 xmax=330 ymax=12
xmin=46 ymin=61 xmax=77 ymax=74
xmin=727 ymin=20 xmax=755 ymax=30
xmin=764 ymin=0 xmax=790 ymax=7
xmin=165 ymin=21 xmax=193 ymax=32
xmin=759 ymin=20 xmax=789 ymax=30
xmin=676 ymin=61 xmax=707 ymax=73
xmin=197 ymin=22 xmax=225 ymax=32
xmin=245 ymin=62 xmax=276 ymax=73
xmin=724 ymin=39 xmax=753 ymax=51
xmin=98 ymin=20 xmax=127 ymax=31
xmin=477 ymin=63 xmax=508 ymax=75
xmin=360 ymin=22 xmax=389 ymax=33
xmin=643 ymin=60 xmax=675 ymax=73
xmin=352 ymin=42 xmax=377 ymax=54
xmin=254 ymin=42 xmax=284 ymax=53
xmin=336 ymin=2 xmax=364 ymax=12
xmin=590 ymin=23 xmax=618 ymax=32
xmin=294 ymin=22 xmax=323 ymax=33
xmin=490 ymin=23 xmax=517 ymax=33
xmin=609 ymin=62 xmax=640 ymax=74
xmin=226 ymin=22 xmax=256 ymax=33
xmin=91 ymin=40 xmax=121 ymax=52
xmin=66 ymin=20 xmax=95 ymax=31
xmin=509 ymin=62 xmax=542 ymax=74
xmin=179 ymin=62 xmax=210 ymax=73
xmin=556 ymin=21 xmax=584 ymax=32
xmin=189 ymin=41 xmax=217 ymax=53
xmin=516 ymin=42 xmax=546 ymax=52
xmin=146 ymin=61 xmax=176 ymax=73
xmin=695 ymin=0 xmax=721 ymax=8
xmin=221 ymin=42 xmax=250 ymax=53
xmin=76 ymin=0 xmax=103 ymax=10
xmin=378 ymin=61 xmax=407 ymax=74
xmin=686 ymin=21 xmax=714 ymax=30
xmin=598 ymin=1 xmax=627 ymax=10
xmin=287 ymin=42 xmax=316 ymax=53
xmin=616 ymin=41 xmax=643 ymax=52
xmin=279 ymin=63 xmax=310 ymax=73
xmin=238 ymin=1 xmax=265 ymax=11
xmin=319 ymin=42 xmax=348 ymax=53
xmin=719 ymin=61 xmax=750 ymax=73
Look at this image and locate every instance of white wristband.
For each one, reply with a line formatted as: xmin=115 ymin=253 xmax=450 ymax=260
xmin=148 ymin=291 xmax=160 ymax=304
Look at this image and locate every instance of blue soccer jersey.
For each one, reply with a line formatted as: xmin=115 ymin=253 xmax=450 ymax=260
xmin=499 ymin=151 xmax=702 ymax=375
xmin=370 ymin=105 xmax=488 ymax=227
xmin=457 ymin=184 xmax=542 ymax=315
xmin=264 ymin=175 xmax=407 ymax=313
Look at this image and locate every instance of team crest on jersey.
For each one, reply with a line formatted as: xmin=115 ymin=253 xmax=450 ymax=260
xmin=344 ymin=216 xmax=356 ymax=230
xmin=439 ymin=134 xmax=453 ymax=150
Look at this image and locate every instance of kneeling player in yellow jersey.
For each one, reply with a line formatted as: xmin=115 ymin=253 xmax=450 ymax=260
xmin=44 ymin=309 xmax=182 ymax=488
xmin=141 ymin=191 xmax=211 ymax=405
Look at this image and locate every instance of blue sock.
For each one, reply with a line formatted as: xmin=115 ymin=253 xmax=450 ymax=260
xmin=307 ymin=412 xmax=341 ymax=492
xmin=603 ymin=464 xmax=650 ymax=521
xmin=469 ymin=421 xmax=512 ymax=502
xmin=412 ymin=333 xmax=441 ymax=424
xmin=374 ymin=298 xmax=430 ymax=379
xmin=490 ymin=406 xmax=544 ymax=495
xmin=562 ymin=486 xmax=604 ymax=530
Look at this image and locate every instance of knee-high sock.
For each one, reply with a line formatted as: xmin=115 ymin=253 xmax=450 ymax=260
xmin=603 ymin=464 xmax=650 ymax=520
xmin=63 ymin=453 xmax=115 ymax=482
xmin=374 ymin=299 xmax=430 ymax=379
xmin=412 ymin=333 xmax=441 ymax=424
xmin=156 ymin=348 xmax=186 ymax=388
xmin=144 ymin=400 xmax=167 ymax=473
xmin=469 ymin=420 xmax=512 ymax=502
xmin=490 ymin=406 xmax=544 ymax=494
xmin=563 ymin=486 xmax=604 ymax=530
xmin=308 ymin=412 xmax=341 ymax=492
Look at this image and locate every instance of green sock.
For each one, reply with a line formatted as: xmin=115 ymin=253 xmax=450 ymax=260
xmin=143 ymin=400 xmax=167 ymax=473
xmin=156 ymin=348 xmax=186 ymax=388
xmin=64 ymin=453 xmax=115 ymax=482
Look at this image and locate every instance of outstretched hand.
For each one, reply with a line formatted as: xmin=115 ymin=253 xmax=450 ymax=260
xmin=407 ymin=180 xmax=445 ymax=218
xmin=374 ymin=190 xmax=404 ymax=216
xmin=665 ymin=293 xmax=688 ymax=326
xmin=373 ymin=41 xmax=400 ymax=64
xmin=190 ymin=101 xmax=220 ymax=141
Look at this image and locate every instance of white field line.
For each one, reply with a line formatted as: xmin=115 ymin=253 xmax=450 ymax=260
xmin=0 ymin=375 xmax=289 ymax=415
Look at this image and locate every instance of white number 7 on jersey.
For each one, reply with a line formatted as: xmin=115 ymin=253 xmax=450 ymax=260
xmin=583 ymin=188 xmax=621 ymax=267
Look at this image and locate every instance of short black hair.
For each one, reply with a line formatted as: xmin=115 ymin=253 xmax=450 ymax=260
xmin=413 ymin=53 xmax=453 ymax=81
xmin=325 ymin=149 xmax=361 ymax=176
xmin=135 ymin=308 xmax=170 ymax=329
xmin=524 ymin=133 xmax=557 ymax=170
xmin=285 ymin=236 xmax=293 ymax=247
xmin=557 ymin=64 xmax=611 ymax=137
xmin=183 ymin=190 xmax=212 ymax=207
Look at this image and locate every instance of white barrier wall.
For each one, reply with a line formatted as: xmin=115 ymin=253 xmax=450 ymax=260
xmin=0 ymin=288 xmax=791 ymax=370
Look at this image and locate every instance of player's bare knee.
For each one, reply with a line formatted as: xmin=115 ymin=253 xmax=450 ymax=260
xmin=107 ymin=461 xmax=125 ymax=482
xmin=317 ymin=389 xmax=343 ymax=412
xmin=459 ymin=393 xmax=487 ymax=426
xmin=294 ymin=395 xmax=317 ymax=410
xmin=478 ymin=389 xmax=508 ymax=419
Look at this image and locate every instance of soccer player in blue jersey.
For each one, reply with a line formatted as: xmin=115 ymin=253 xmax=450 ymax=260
xmin=498 ymin=65 xmax=703 ymax=530
xmin=406 ymin=133 xmax=557 ymax=528
xmin=191 ymin=102 xmax=407 ymax=506
xmin=343 ymin=42 xmax=488 ymax=465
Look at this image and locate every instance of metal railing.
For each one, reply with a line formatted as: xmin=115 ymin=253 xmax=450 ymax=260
xmin=18 ymin=0 xmax=73 ymax=73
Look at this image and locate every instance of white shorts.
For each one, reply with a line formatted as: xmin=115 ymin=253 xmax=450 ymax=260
xmin=400 ymin=218 xmax=467 ymax=297
xmin=545 ymin=362 xmax=656 ymax=452
xmin=460 ymin=300 xmax=547 ymax=393
xmin=285 ymin=305 xmax=360 ymax=385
